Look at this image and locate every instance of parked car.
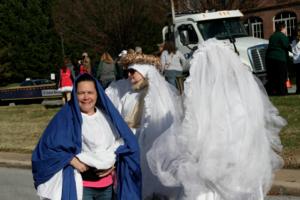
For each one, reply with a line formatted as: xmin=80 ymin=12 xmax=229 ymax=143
xmin=0 ymin=79 xmax=62 ymax=105
xmin=20 ymin=79 xmax=54 ymax=86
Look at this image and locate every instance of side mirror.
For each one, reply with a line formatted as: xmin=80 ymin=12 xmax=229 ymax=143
xmin=180 ymin=30 xmax=190 ymax=46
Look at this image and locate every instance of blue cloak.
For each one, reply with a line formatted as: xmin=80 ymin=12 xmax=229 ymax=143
xmin=32 ymin=74 xmax=142 ymax=200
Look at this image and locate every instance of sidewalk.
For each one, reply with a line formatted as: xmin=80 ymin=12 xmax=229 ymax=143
xmin=0 ymin=152 xmax=31 ymax=169
xmin=271 ymin=169 xmax=300 ymax=196
xmin=0 ymin=151 xmax=299 ymax=196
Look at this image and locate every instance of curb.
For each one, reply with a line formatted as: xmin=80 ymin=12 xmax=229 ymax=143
xmin=269 ymin=169 xmax=300 ymax=196
xmin=0 ymin=152 xmax=31 ymax=169
xmin=270 ymin=181 xmax=300 ymax=196
xmin=0 ymin=159 xmax=31 ymax=169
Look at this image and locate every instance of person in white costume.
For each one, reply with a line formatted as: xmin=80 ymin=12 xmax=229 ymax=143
xmin=106 ymin=53 xmax=183 ymax=199
xmin=291 ymin=31 xmax=300 ymax=94
xmin=147 ymin=39 xmax=286 ymax=200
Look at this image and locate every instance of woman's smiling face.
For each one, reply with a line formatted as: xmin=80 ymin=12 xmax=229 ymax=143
xmin=76 ymin=81 xmax=97 ymax=115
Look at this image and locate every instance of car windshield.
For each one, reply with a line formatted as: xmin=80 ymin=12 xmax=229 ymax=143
xmin=20 ymin=81 xmax=34 ymax=86
xmin=35 ymin=79 xmax=52 ymax=85
xmin=197 ymin=17 xmax=248 ymax=40
xmin=20 ymin=79 xmax=53 ymax=86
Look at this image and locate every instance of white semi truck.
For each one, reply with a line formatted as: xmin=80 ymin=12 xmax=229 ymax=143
xmin=162 ymin=10 xmax=268 ymax=84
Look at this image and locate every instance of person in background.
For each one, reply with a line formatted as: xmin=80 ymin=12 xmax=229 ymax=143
xmin=58 ymin=57 xmax=74 ymax=104
xmin=160 ymin=41 xmax=186 ymax=88
xmin=135 ymin=46 xmax=142 ymax=54
xmin=82 ymin=52 xmax=92 ymax=74
xmin=291 ymin=29 xmax=300 ymax=94
xmin=153 ymin=42 xmax=165 ymax=58
xmin=32 ymin=73 xmax=141 ymax=200
xmin=127 ymin=48 xmax=135 ymax=54
xmin=115 ymin=50 xmax=128 ymax=80
xmin=66 ymin=58 xmax=76 ymax=80
xmin=266 ymin=22 xmax=291 ymax=95
xmin=96 ymin=52 xmax=116 ymax=88
xmin=157 ymin=42 xmax=165 ymax=57
xmin=78 ymin=59 xmax=88 ymax=75
xmin=106 ymin=53 xmax=183 ymax=199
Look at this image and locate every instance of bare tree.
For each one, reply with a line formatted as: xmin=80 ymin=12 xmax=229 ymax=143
xmin=170 ymin=0 xmax=262 ymax=13
xmin=53 ymin=0 xmax=169 ymax=56
xmin=52 ymin=0 xmax=262 ymax=58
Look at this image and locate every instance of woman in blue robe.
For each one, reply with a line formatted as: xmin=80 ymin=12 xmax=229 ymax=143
xmin=32 ymin=73 xmax=141 ymax=200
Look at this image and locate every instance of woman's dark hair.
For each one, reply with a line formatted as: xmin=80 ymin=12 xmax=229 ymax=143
xmin=75 ymin=73 xmax=97 ymax=90
xmin=275 ymin=22 xmax=286 ymax=32
xmin=164 ymin=41 xmax=176 ymax=54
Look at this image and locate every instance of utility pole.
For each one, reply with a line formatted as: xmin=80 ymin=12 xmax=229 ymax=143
xmin=169 ymin=0 xmax=176 ymax=42
xmin=170 ymin=0 xmax=175 ymax=24
xmin=59 ymin=17 xmax=65 ymax=58
xmin=60 ymin=32 xmax=65 ymax=58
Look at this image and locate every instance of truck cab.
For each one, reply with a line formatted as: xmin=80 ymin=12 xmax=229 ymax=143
xmin=163 ymin=10 xmax=268 ymax=84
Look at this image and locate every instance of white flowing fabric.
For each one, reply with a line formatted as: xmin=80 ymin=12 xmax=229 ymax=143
xmin=147 ymin=39 xmax=286 ymax=200
xmin=37 ymin=168 xmax=83 ymax=200
xmin=106 ymin=65 xmax=183 ymax=199
xmin=76 ymin=108 xmax=123 ymax=170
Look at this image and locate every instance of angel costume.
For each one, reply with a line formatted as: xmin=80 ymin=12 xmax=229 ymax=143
xmin=106 ymin=62 xmax=183 ymax=199
xmin=147 ymin=39 xmax=286 ymax=200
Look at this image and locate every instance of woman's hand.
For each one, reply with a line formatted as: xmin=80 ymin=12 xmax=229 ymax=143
xmin=70 ymin=157 xmax=89 ymax=172
xmin=96 ymin=166 xmax=115 ymax=177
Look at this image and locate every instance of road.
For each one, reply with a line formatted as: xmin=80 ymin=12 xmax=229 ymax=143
xmin=0 ymin=167 xmax=38 ymax=200
xmin=0 ymin=167 xmax=299 ymax=200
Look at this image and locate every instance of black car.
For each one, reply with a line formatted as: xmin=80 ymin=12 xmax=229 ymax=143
xmin=20 ymin=79 xmax=54 ymax=86
xmin=0 ymin=79 xmax=62 ymax=105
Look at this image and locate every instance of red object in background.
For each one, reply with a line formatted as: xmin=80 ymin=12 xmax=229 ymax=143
xmin=286 ymin=78 xmax=292 ymax=88
xmin=79 ymin=64 xmax=88 ymax=74
xmin=60 ymin=67 xmax=73 ymax=87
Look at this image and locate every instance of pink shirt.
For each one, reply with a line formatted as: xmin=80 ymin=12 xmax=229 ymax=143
xmin=83 ymin=174 xmax=113 ymax=188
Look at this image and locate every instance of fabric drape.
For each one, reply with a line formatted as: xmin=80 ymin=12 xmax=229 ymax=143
xmin=32 ymin=73 xmax=141 ymax=200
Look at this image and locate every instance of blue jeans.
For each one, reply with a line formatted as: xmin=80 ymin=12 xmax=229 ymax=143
xmin=164 ymin=70 xmax=182 ymax=88
xmin=83 ymin=185 xmax=113 ymax=200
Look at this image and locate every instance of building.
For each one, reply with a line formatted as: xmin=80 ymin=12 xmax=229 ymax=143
xmin=241 ymin=0 xmax=300 ymax=41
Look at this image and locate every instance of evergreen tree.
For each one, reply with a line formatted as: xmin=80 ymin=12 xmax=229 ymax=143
xmin=0 ymin=0 xmax=61 ymax=84
xmin=0 ymin=46 xmax=13 ymax=86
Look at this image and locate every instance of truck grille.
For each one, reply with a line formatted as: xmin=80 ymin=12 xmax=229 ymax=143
xmin=248 ymin=45 xmax=267 ymax=73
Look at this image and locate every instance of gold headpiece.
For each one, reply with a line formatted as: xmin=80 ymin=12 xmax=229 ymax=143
xmin=120 ymin=53 xmax=161 ymax=70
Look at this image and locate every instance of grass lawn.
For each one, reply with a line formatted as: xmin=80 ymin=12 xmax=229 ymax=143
xmin=0 ymin=104 xmax=59 ymax=153
xmin=0 ymin=95 xmax=299 ymax=156
xmin=271 ymin=94 xmax=300 ymax=167
xmin=0 ymin=83 xmax=20 ymax=89
xmin=271 ymin=95 xmax=300 ymax=152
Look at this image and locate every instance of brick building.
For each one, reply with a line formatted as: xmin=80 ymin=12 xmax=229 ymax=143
xmin=241 ymin=0 xmax=300 ymax=41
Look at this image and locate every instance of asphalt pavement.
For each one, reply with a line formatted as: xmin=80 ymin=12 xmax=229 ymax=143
xmin=0 ymin=151 xmax=299 ymax=198
xmin=0 ymin=165 xmax=299 ymax=199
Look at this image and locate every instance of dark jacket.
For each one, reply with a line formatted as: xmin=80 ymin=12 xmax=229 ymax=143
xmin=266 ymin=31 xmax=291 ymax=63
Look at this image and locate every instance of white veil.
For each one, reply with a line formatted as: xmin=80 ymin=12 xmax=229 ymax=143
xmin=147 ymin=39 xmax=286 ymax=200
xmin=106 ymin=65 xmax=183 ymax=198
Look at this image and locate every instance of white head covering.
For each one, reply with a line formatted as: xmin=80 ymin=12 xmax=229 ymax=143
xmin=105 ymin=60 xmax=183 ymax=199
xmin=135 ymin=46 xmax=142 ymax=54
xmin=128 ymin=64 xmax=152 ymax=78
xmin=118 ymin=50 xmax=127 ymax=57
